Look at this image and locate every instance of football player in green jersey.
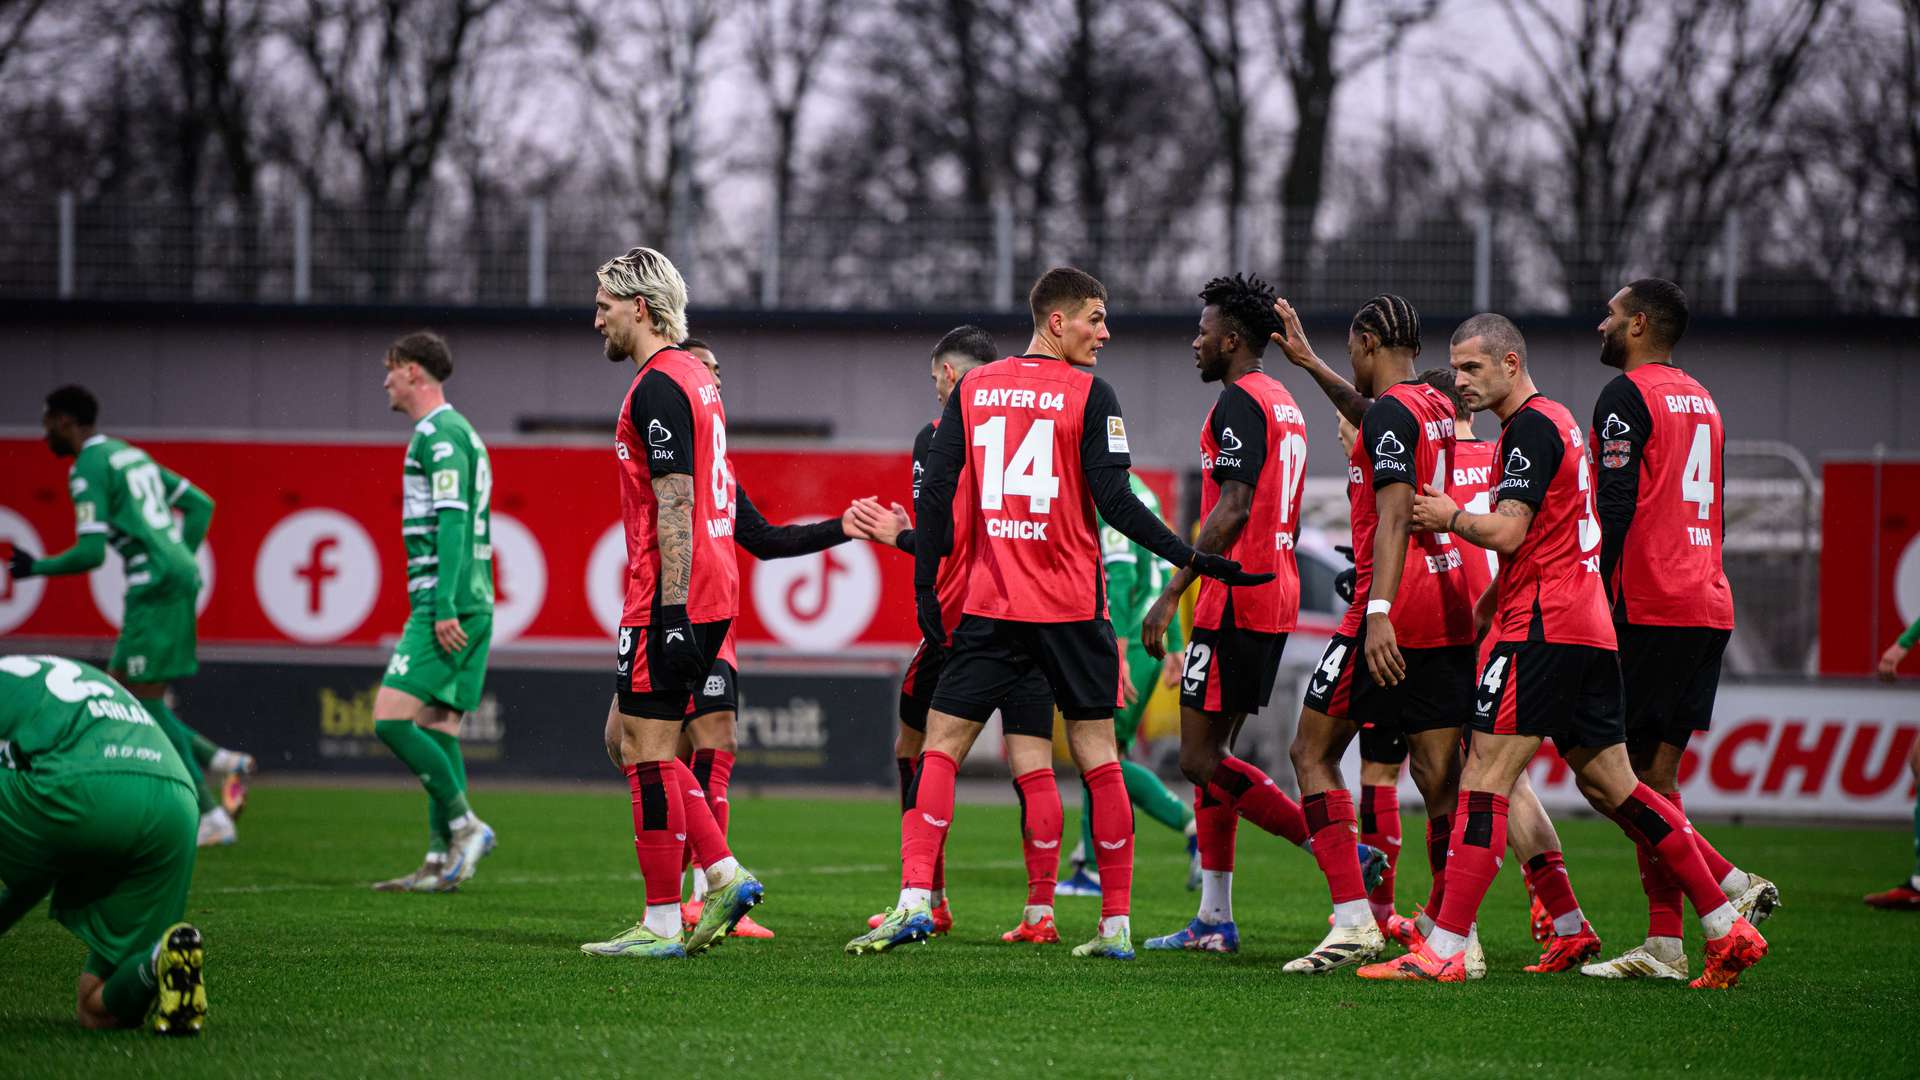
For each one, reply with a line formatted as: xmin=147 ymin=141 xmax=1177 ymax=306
xmin=369 ymin=332 xmax=498 ymax=893
xmin=10 ymin=386 xmax=255 ymax=847
xmin=1057 ymin=473 xmax=1201 ymax=897
xmin=0 ymin=654 xmax=206 ymax=1035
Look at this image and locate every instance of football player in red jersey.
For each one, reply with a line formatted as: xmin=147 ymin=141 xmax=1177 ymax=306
xmin=1136 ymin=275 xmax=1383 ymax=955
xmin=579 ymin=247 xmax=766 ymax=960
xmin=1581 ymin=280 xmax=1778 ymax=980
xmin=1265 ymin=294 xmax=1478 ymax=974
xmin=846 ymin=268 xmax=1269 ymax=959
xmin=852 ymin=325 xmax=1050 ymax=941
xmin=1362 ymin=314 xmax=1768 ymax=988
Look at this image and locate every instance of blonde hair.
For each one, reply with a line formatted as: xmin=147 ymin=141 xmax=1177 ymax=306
xmin=596 ymin=247 xmax=689 ymax=344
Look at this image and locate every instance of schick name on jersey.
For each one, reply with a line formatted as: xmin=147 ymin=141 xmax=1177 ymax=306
xmin=1664 ymin=393 xmax=1718 ymax=415
xmin=974 ymin=388 xmax=1066 ymax=411
xmin=987 ymin=518 xmax=1049 ymax=540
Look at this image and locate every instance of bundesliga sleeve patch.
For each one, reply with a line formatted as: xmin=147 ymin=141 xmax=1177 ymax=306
xmin=1107 ymin=416 xmax=1129 ymax=453
xmin=432 ymin=468 xmax=462 ymax=500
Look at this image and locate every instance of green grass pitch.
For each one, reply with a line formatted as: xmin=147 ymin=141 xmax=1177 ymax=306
xmin=2 ymin=784 xmax=1916 ymax=1077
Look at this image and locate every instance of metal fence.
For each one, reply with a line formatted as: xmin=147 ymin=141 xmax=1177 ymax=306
xmin=0 ymin=192 xmax=1897 ymax=316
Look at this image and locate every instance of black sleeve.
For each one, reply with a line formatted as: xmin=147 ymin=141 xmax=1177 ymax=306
xmin=1077 ymin=377 xmax=1132 ymax=473
xmin=1490 ymin=407 xmax=1566 ymax=511
xmin=1359 ymin=395 xmax=1420 ymax=490
xmin=1207 ymin=384 xmax=1268 ymax=487
xmin=633 ymin=369 xmax=696 ymax=479
xmin=910 ymin=422 xmax=936 ymax=505
xmin=733 ymin=485 xmax=848 ymax=560
xmin=1592 ymin=374 xmax=1654 ymax=594
xmin=1088 ymin=467 xmax=1195 ymax=569
xmin=912 ymin=384 xmax=968 ymax=590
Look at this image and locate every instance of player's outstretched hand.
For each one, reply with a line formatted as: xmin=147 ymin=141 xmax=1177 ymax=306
xmin=7 ymin=547 xmax=38 ymax=579
xmin=433 ymin=616 xmax=468 ymax=655
xmin=915 ymin=588 xmax=946 ymax=648
xmin=1409 ymin=484 xmax=1459 ymax=533
xmin=847 ymin=497 xmax=909 ymax=546
xmin=1189 ymin=551 xmax=1274 ymax=588
xmin=657 ymin=604 xmax=709 ymax=686
xmin=1270 ymin=297 xmax=1317 ymax=369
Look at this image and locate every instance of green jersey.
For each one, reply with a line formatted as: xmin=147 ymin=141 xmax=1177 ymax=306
xmin=0 ymin=654 xmax=190 ymax=787
xmin=1100 ymin=474 xmax=1184 ymax=654
xmin=63 ymin=435 xmax=200 ymax=593
xmin=402 ymin=405 xmax=494 ymax=619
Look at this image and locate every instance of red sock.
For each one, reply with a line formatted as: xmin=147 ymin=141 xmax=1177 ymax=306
xmin=1206 ymin=757 xmax=1308 ymax=845
xmin=901 ymin=750 xmax=957 ymax=891
xmin=1304 ymin=789 xmax=1365 ymax=904
xmin=1522 ymin=850 xmax=1582 ymax=930
xmin=1635 ymin=842 xmax=1685 ymax=938
xmin=627 ymin=760 xmax=687 ymax=906
xmin=1014 ymin=769 xmax=1062 ymax=906
xmin=692 ymin=748 xmax=734 ymax=839
xmin=672 ymin=758 xmax=732 ymax=868
xmin=1194 ymin=785 xmax=1238 ymax=872
xmin=1359 ymin=783 xmax=1401 ymax=912
xmin=1085 ymin=761 xmax=1133 ymax=918
xmin=1668 ymin=792 xmax=1735 ymax=883
xmin=1423 ymin=813 xmax=1450 ymax=917
xmin=1434 ymin=791 xmax=1508 ymax=938
xmin=1608 ymin=783 xmax=1729 ymax=920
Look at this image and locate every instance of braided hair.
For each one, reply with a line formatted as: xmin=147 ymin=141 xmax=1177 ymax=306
xmin=1351 ymin=294 xmax=1422 ymax=354
xmin=1198 ymin=273 xmax=1283 ymax=355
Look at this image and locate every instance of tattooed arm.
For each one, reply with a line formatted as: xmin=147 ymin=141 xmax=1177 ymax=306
xmin=652 ymin=473 xmax=695 ymax=604
xmin=1410 ymin=488 xmax=1535 ymax=557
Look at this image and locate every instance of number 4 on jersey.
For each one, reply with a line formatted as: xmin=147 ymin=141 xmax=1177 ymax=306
xmin=1682 ymin=422 xmax=1714 ymax=520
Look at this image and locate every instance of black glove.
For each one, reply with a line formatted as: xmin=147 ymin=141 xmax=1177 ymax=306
xmin=1334 ymin=544 xmax=1354 ymax=564
xmin=1189 ymin=551 xmax=1275 ymax=587
xmin=915 ymin=586 xmax=946 ymax=648
xmin=7 ymin=547 xmax=37 ymax=580
xmin=656 ymin=604 xmax=708 ymax=688
xmin=1333 ymin=566 xmax=1356 ymax=606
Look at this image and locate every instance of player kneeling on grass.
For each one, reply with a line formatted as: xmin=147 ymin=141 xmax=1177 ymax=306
xmin=369 ymin=332 xmax=496 ymax=893
xmin=0 ymin=655 xmax=206 ymax=1035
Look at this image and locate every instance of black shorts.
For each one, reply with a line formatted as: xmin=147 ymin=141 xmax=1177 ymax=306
xmin=1180 ymin=622 xmax=1288 ymax=715
xmin=1618 ymin=624 xmax=1730 ymax=754
xmin=930 ymin=615 xmax=1117 ymax=724
xmin=615 ymin=619 xmax=732 ymax=720
xmin=1472 ymin=641 xmax=1625 ymax=753
xmin=1359 ymin=725 xmax=1407 ymax=765
xmin=688 ymin=659 xmax=737 ymax=719
xmin=1302 ymin=627 xmax=1475 ymax=737
xmin=898 ymin=641 xmax=946 ymax=732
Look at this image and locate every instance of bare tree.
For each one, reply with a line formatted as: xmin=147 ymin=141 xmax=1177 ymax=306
xmin=1161 ymin=0 xmax=1255 ymax=260
xmin=0 ymin=0 xmax=51 ymax=78
xmin=744 ymin=0 xmax=845 ymax=267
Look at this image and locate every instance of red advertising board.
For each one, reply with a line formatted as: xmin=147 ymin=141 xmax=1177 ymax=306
xmin=1819 ymin=459 xmax=1920 ymax=676
xmin=0 ymin=437 xmax=1172 ymax=654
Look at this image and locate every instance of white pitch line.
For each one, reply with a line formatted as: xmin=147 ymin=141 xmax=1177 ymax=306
xmin=202 ymin=859 xmax=1030 ymax=896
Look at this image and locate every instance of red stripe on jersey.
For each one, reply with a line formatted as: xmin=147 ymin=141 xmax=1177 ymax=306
xmin=613 ymin=348 xmax=739 ymax=626
xmin=1194 ymin=370 xmax=1306 ymax=634
xmin=1490 ymin=396 xmax=1614 ymax=649
xmin=954 ymin=357 xmax=1104 ymax=623
xmin=1449 ymin=439 xmax=1500 ymax=602
xmin=1605 ymin=365 xmax=1734 ymax=629
xmin=1338 ymin=382 xmax=1476 ymax=647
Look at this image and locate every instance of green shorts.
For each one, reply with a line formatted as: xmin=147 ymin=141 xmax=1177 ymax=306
xmin=1114 ymin=643 xmax=1162 ymax=749
xmin=112 ymin=584 xmax=199 ymax=683
xmin=0 ymin=770 xmax=198 ymax=978
xmin=382 ymin=610 xmax=493 ymax=713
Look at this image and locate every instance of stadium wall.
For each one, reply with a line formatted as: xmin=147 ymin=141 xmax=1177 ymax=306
xmin=2 ymin=304 xmax=1917 ymax=474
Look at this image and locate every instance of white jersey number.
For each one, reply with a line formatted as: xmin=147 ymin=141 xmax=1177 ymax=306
xmin=1681 ymin=423 xmax=1715 ymax=521
xmin=974 ymin=417 xmax=1060 ymax=514
xmin=1274 ymin=432 xmax=1307 ymax=524
xmin=125 ymin=463 xmax=174 ymax=530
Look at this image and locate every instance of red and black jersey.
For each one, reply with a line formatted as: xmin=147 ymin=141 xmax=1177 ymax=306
xmin=1486 ymin=394 xmax=1614 ymax=649
xmin=911 ymin=418 xmax=973 ymax=631
xmin=1338 ymin=381 xmax=1475 ymax=648
xmin=1591 ymin=365 xmax=1734 ymax=630
xmin=1449 ymin=438 xmax=1500 ymax=602
xmin=614 ymin=346 xmax=737 ymax=626
xmin=1193 ymin=370 xmax=1307 ymax=634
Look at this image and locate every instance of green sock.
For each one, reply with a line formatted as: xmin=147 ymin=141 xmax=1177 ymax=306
xmin=1078 ymin=782 xmax=1096 ymax=865
xmin=375 ymin=720 xmax=471 ymax=833
xmin=100 ymin=947 xmax=158 ymax=1025
xmin=190 ymin=731 xmax=219 ymax=769
xmin=1122 ymin=759 xmax=1193 ymax=832
xmin=146 ymin=700 xmax=218 ymax=815
xmin=421 ymin=728 xmax=467 ymax=854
